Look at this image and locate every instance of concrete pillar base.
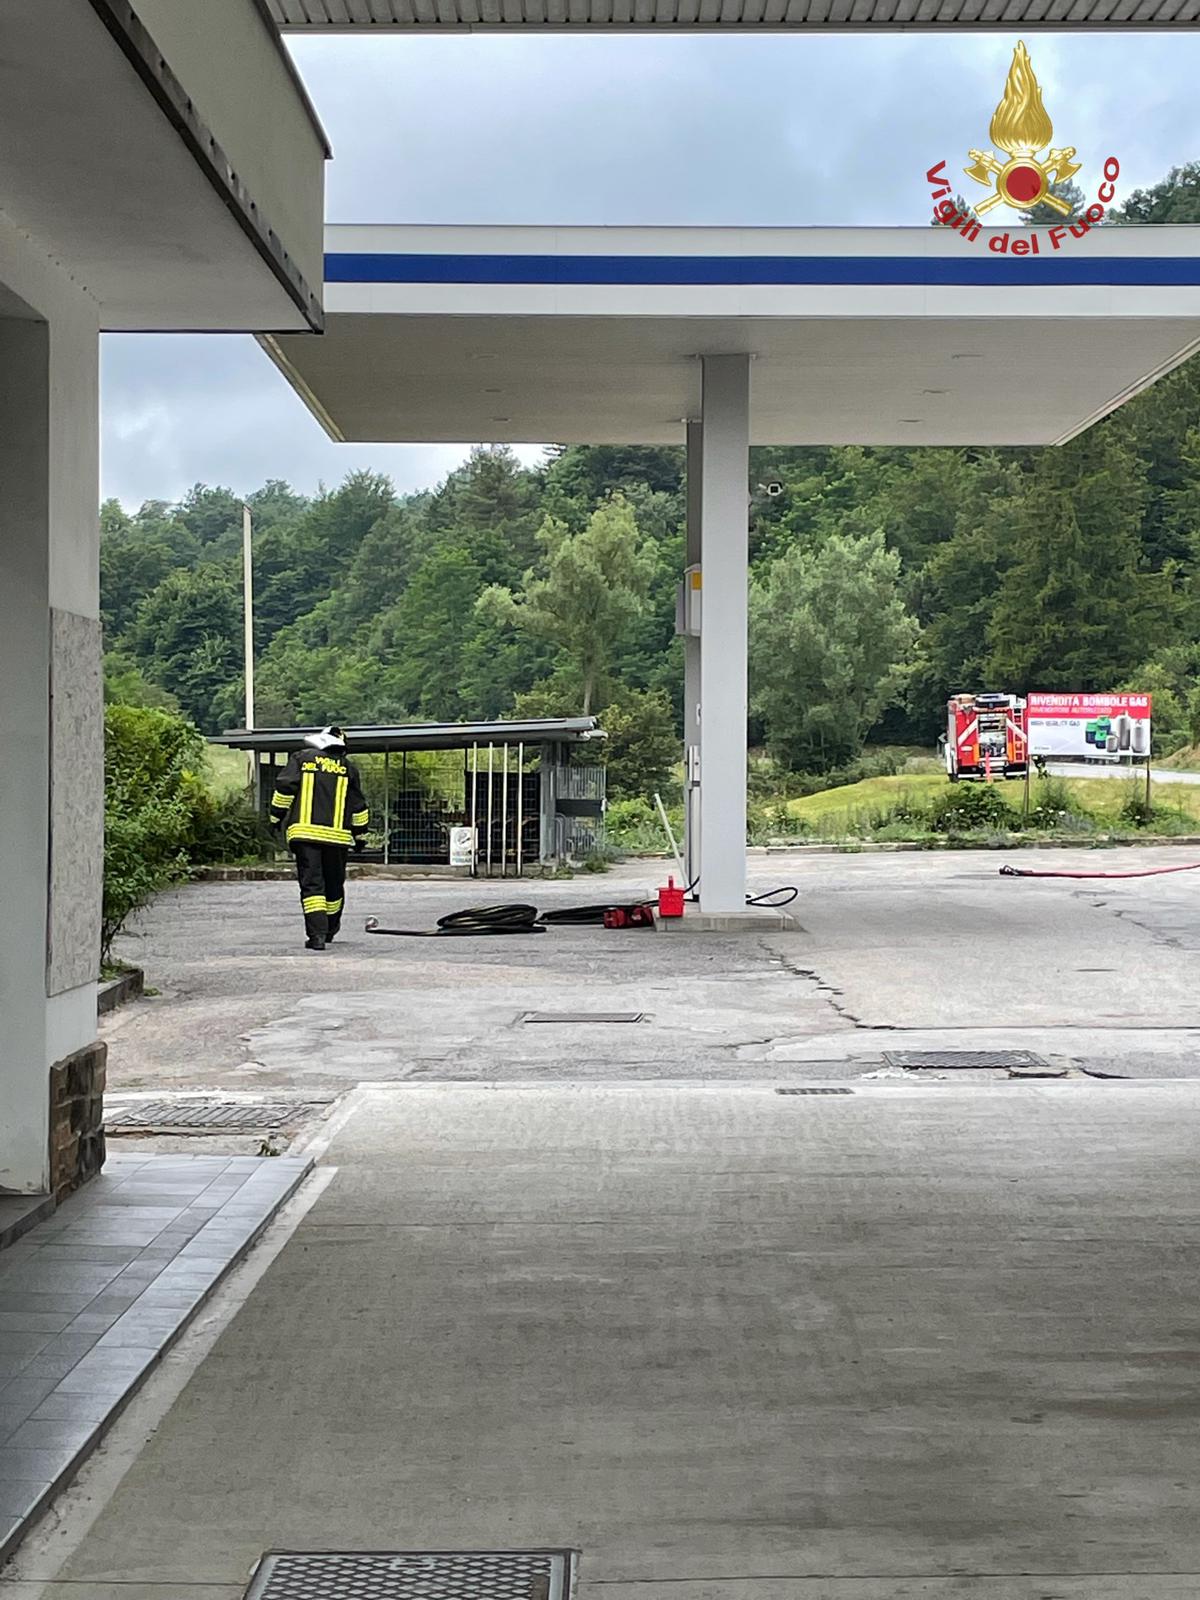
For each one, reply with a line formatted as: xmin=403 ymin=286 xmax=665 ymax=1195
xmin=660 ymin=908 xmax=802 ymax=933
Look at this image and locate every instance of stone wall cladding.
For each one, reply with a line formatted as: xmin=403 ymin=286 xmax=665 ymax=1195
xmin=49 ymin=1040 xmax=107 ymax=1199
xmin=48 ymin=608 xmax=104 ymax=997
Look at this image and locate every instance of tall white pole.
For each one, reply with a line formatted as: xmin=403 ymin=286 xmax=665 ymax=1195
xmin=698 ymin=355 xmax=751 ymax=915
xmin=242 ymin=504 xmax=255 ymax=731
xmin=684 ymin=419 xmax=703 ymax=891
xmin=516 ymin=741 xmax=525 ymax=877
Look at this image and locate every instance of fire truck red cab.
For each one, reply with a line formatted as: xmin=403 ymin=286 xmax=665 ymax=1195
xmin=945 ymin=692 xmax=1028 ymax=782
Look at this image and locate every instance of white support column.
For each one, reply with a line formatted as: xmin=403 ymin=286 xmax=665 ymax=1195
xmin=0 ymin=316 xmax=52 ymax=1193
xmin=1 ymin=222 xmax=103 ymax=1196
xmin=698 ymin=355 xmax=751 ymax=916
xmin=683 ymin=420 xmax=702 ymax=889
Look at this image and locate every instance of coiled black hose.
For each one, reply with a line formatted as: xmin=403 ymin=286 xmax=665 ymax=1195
xmin=364 ymin=879 xmax=800 ymax=937
xmin=364 ymin=904 xmax=544 ymax=937
xmin=539 ymin=902 xmax=651 ymax=926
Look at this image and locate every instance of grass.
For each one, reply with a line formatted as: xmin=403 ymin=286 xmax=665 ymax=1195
xmin=781 ymin=771 xmax=1200 ymax=842
xmin=786 ymin=773 xmax=946 ymax=821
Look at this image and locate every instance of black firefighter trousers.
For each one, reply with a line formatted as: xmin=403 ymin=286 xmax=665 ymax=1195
xmin=292 ymin=842 xmax=348 ymax=943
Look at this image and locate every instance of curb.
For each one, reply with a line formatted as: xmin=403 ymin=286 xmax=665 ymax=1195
xmin=623 ymin=836 xmax=1200 ymax=859
xmin=0 ymin=1194 xmax=56 ymax=1253
xmin=0 ymin=1157 xmax=313 ymax=1569
xmin=98 ymin=966 xmax=144 ymax=1014
xmin=194 ymin=863 xmax=558 ymax=883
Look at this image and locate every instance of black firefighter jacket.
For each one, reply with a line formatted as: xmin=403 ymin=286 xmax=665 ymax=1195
xmin=269 ymin=749 xmax=369 ymax=849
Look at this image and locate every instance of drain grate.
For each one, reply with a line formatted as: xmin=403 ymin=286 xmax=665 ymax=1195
xmin=105 ymin=1099 xmax=319 ymax=1132
xmin=522 ymin=1011 xmax=644 ymax=1024
xmin=882 ymin=1049 xmax=1051 ymax=1072
xmin=776 ymin=1086 xmax=854 ymax=1096
xmin=244 ymin=1550 xmax=573 ymax=1599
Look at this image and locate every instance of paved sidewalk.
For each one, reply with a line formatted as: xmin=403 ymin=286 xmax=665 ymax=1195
xmin=0 ymin=1155 xmax=309 ymax=1562
xmin=19 ymin=1079 xmax=1200 ymax=1598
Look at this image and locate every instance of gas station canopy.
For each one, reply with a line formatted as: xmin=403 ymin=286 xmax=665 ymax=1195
xmin=258 ymin=219 xmax=1200 ymax=917
xmin=269 ymin=0 xmax=1200 ymax=30
xmin=262 ymin=223 xmax=1200 ymax=448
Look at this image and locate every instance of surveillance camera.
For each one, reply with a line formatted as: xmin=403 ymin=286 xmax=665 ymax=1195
xmin=760 ymin=480 xmax=784 ymax=498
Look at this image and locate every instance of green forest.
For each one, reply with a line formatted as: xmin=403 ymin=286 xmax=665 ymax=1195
xmin=102 ymin=164 xmax=1200 ymax=782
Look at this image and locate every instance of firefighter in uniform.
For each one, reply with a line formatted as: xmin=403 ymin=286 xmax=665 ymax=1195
xmin=269 ymin=727 xmax=370 ymax=951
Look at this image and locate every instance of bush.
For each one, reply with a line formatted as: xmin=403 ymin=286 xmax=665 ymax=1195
xmin=605 ymin=795 xmax=684 ymax=854
xmin=747 ymin=802 xmax=813 ymax=844
xmin=1118 ymin=780 xmax=1156 ymax=829
xmin=927 ymin=783 xmax=1017 ymax=834
xmin=184 ymin=781 xmax=271 ymax=865
xmin=103 ymin=706 xmax=203 ymax=962
xmin=1026 ymin=775 xmax=1093 ymax=832
xmin=595 ymin=686 xmax=680 ymax=800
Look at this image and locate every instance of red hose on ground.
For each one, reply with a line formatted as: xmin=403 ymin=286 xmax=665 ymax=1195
xmin=1000 ymin=861 xmax=1200 ymax=880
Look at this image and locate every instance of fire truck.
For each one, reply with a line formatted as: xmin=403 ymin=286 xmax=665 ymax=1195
xmin=945 ymin=692 xmax=1029 ymax=781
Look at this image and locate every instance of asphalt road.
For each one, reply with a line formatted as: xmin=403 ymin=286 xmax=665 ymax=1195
xmin=1045 ymin=760 xmax=1200 ymax=785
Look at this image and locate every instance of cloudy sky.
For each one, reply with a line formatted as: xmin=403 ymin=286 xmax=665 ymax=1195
xmin=100 ymin=29 xmax=1200 ymax=508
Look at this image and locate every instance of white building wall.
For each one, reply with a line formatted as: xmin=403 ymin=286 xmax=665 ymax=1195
xmin=0 ymin=214 xmax=101 ymax=1194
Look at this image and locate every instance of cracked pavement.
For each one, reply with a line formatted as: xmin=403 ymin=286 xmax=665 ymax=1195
xmin=103 ymin=845 xmax=1200 ymax=1090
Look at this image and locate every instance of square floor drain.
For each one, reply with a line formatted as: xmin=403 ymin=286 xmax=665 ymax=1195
xmin=521 ymin=1011 xmax=645 ymax=1024
xmin=105 ymin=1099 xmax=318 ymax=1132
xmin=882 ymin=1050 xmax=1051 ymax=1072
xmin=776 ymin=1086 xmax=854 ymax=1095
xmin=244 ymin=1550 xmax=574 ymax=1599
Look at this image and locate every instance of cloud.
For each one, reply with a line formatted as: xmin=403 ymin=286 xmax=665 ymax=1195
xmin=100 ymin=333 xmax=496 ymax=507
xmin=101 ymin=30 xmax=1200 ymax=506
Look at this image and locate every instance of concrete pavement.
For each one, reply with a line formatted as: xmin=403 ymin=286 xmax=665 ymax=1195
xmin=8 ymin=1079 xmax=1200 ymax=1596
xmin=103 ymin=846 xmax=1200 ymax=1087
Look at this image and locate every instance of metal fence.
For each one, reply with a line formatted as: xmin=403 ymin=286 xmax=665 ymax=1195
xmin=257 ymin=745 xmax=604 ymax=871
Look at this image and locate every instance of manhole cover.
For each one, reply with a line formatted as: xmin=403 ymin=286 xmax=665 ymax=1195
xmin=105 ymin=1099 xmax=319 ymax=1132
xmin=244 ymin=1550 xmax=574 ymax=1599
xmin=776 ymin=1086 xmax=854 ymax=1095
xmin=882 ymin=1050 xmax=1051 ymax=1072
xmin=521 ymin=1011 xmax=645 ymax=1024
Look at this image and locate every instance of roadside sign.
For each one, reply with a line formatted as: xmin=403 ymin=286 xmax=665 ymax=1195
xmin=1026 ymin=692 xmax=1152 ymax=759
xmin=449 ymin=825 xmax=475 ymax=866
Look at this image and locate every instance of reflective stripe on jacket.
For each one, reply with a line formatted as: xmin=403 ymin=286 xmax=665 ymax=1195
xmin=269 ymin=750 xmax=369 ymax=847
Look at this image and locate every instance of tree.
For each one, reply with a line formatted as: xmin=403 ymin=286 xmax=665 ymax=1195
xmin=1109 ymin=163 xmax=1200 ymax=225
xmin=986 ymin=429 xmax=1175 ymax=689
xmin=543 ymin=445 xmax=684 ymax=510
xmin=478 ymin=495 xmax=655 ymax=714
xmin=245 ymin=479 xmax=307 ymax=529
xmin=103 ymin=650 xmax=180 ymax=713
xmin=930 ymin=192 xmax=977 ymax=227
xmin=372 ymin=543 xmax=490 ymax=720
xmin=595 ymin=687 xmax=679 ymax=800
xmin=304 ymin=471 xmax=396 ymax=568
xmin=426 ymin=447 xmax=542 ymax=582
xmin=176 ymin=484 xmax=243 ymax=551
xmin=100 ymin=525 xmax=177 ymax=640
xmin=124 ymin=565 xmax=243 ymax=732
xmin=1021 ymin=177 xmax=1086 ymax=228
xmin=750 ymin=530 xmax=919 ymax=772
